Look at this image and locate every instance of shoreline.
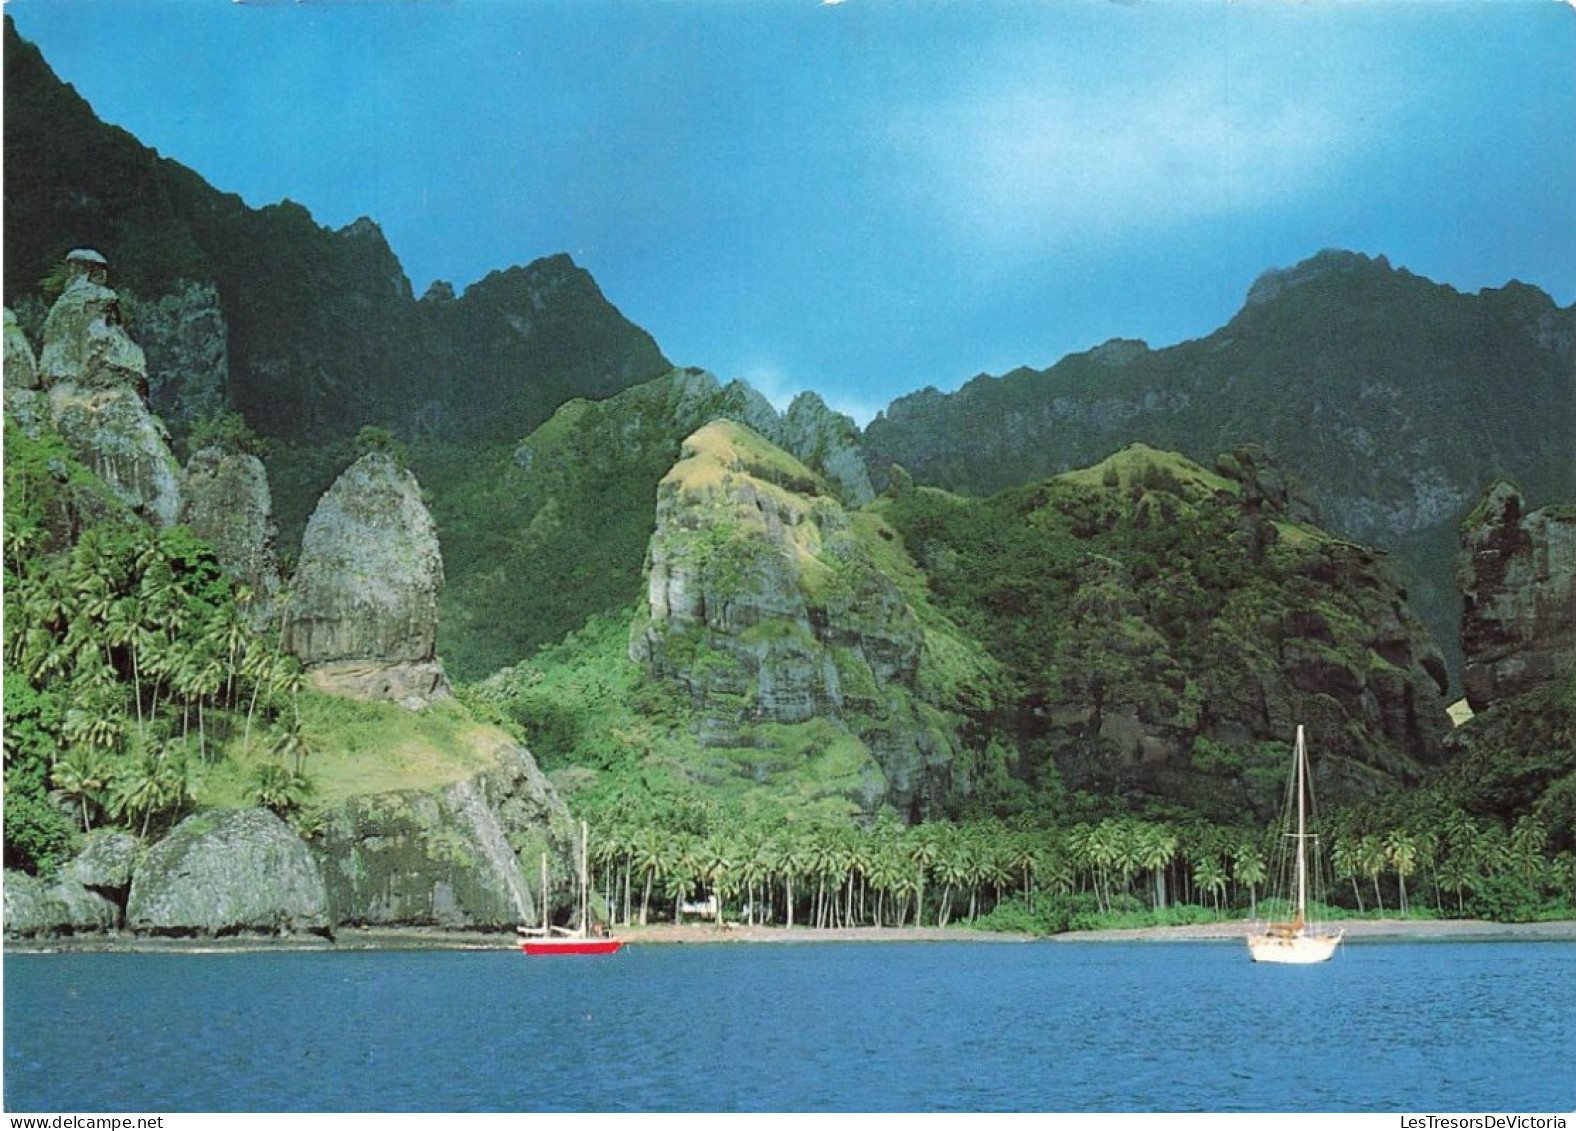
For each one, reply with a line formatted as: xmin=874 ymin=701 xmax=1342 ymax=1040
xmin=6 ymin=917 xmax=1574 ymax=954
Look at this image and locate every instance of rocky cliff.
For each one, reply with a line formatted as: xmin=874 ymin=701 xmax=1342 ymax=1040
xmin=438 ymin=367 xmax=883 ymax=678
xmin=1459 ymin=482 xmax=1576 ymax=711
xmin=5 ymin=741 xmax=577 ymax=939
xmin=876 ymin=443 xmax=1453 ymax=819
xmin=123 ymin=281 xmax=229 ymax=448
xmin=630 ymin=420 xmax=993 ymax=816
xmin=180 ymin=445 xmax=282 ymax=622
xmin=313 ymin=743 xmax=573 ymax=929
xmin=283 ymin=451 xmax=447 ymax=707
xmin=2 ymin=832 xmax=136 ymax=938
xmin=22 ymin=251 xmax=183 ymax=527
xmin=125 ymin=809 xmax=331 ymax=937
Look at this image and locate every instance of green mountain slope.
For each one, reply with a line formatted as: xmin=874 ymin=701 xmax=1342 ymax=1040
xmin=873 ymin=442 xmax=1453 ymax=821
xmin=863 ymin=251 xmax=1576 ymax=683
xmin=429 ymin=368 xmax=875 ymax=680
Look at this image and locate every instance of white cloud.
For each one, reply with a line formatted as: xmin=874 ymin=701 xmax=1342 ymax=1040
xmin=899 ymin=62 xmax=1369 ymax=257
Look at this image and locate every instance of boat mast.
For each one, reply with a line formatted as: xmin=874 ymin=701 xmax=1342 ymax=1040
xmin=541 ymin=852 xmax=549 ymax=933
xmin=1294 ymin=725 xmax=1308 ymax=929
xmin=579 ymin=819 xmax=590 ymax=936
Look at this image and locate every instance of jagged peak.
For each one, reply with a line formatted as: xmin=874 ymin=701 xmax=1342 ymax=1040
xmin=1244 ymin=249 xmax=1394 ymax=307
xmin=1086 ymin=338 xmax=1150 ymax=366
xmin=337 ymin=215 xmax=386 ymax=241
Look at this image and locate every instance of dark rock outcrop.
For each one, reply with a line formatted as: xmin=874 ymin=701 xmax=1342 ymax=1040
xmin=312 ymin=744 xmax=573 ymax=929
xmin=782 ymin=391 xmax=875 ymax=505
xmin=283 ymin=451 xmax=448 ymax=707
xmin=181 ymin=446 xmax=282 ymax=621
xmin=1459 ymin=482 xmax=1576 ymax=710
xmin=4 ymin=306 xmax=39 ymax=391
xmin=125 ymin=809 xmax=330 ymax=937
xmin=31 ymin=252 xmax=182 ymax=526
xmin=123 ymin=281 xmax=229 ymax=446
xmin=2 ymin=306 xmax=49 ymax=434
xmin=1 ymin=832 xmax=137 ymax=938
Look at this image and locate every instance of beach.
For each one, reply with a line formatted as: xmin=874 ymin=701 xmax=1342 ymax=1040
xmin=9 ymin=917 xmax=1575 ymax=954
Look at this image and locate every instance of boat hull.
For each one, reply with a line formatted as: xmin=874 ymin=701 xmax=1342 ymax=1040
xmin=521 ymin=938 xmax=624 ymax=956
xmin=1247 ymin=931 xmax=1342 ymax=964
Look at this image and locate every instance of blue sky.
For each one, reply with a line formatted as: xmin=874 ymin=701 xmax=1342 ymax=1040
xmin=8 ymin=0 xmax=1575 ymax=424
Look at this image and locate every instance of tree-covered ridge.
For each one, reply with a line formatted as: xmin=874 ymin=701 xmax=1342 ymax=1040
xmin=874 ymin=442 xmax=1452 ymax=821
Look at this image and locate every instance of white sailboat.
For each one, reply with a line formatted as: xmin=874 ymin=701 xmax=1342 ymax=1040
xmin=1247 ymin=725 xmax=1343 ymax=964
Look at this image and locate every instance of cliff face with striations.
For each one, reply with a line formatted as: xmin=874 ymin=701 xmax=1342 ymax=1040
xmin=1458 ymin=482 xmax=1576 ymax=711
xmin=180 ymin=445 xmax=282 ymax=623
xmin=283 ymin=451 xmax=448 ymax=707
xmin=630 ymin=420 xmax=994 ymax=817
xmin=25 ymin=251 xmax=183 ymax=527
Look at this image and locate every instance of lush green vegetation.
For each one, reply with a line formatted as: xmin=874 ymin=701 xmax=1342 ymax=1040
xmin=576 ymin=806 xmax=1574 ymax=933
xmin=467 ymin=611 xmax=883 ymax=826
xmin=871 ymin=443 xmax=1441 ymax=819
xmin=3 ymin=420 xmax=311 ymax=871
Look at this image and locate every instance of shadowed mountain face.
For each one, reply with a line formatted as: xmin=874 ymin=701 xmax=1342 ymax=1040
xmin=863 ymin=251 xmax=1576 ymax=682
xmin=2 ymin=18 xmax=671 ymax=449
xmin=873 ymin=443 xmax=1454 ymax=819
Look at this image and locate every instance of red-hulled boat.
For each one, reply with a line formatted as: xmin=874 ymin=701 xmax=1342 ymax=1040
xmin=521 ymin=821 xmax=624 ymax=957
xmin=521 ymin=937 xmax=623 ymax=956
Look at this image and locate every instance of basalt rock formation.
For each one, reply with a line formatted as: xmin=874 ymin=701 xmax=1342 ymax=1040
xmin=312 ymin=744 xmax=574 ymax=930
xmin=1 ymin=832 xmax=137 ymax=938
xmin=30 ymin=251 xmax=182 ymax=527
xmin=124 ymin=808 xmax=332 ymax=938
xmin=1458 ymin=482 xmax=1576 ymax=711
xmin=631 ymin=420 xmax=993 ymax=816
xmin=283 ymin=451 xmax=448 ymax=708
xmin=122 ymin=280 xmax=229 ymax=448
xmin=180 ymin=445 xmax=283 ymax=623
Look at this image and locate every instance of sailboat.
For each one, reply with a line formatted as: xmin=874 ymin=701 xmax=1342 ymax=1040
xmin=1247 ymin=725 xmax=1343 ymax=964
xmin=520 ymin=820 xmax=623 ymax=956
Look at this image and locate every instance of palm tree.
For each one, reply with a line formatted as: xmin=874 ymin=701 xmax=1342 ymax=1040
xmin=1358 ymin=833 xmax=1388 ymax=914
xmin=251 ymin=761 xmax=312 ymax=817
xmin=1332 ymin=834 xmax=1366 ymax=913
xmin=109 ymin=743 xmax=188 ymax=838
xmin=1232 ymin=841 xmax=1268 ymax=919
xmin=1385 ymin=829 xmax=1420 ymax=915
xmin=905 ymin=826 xmax=940 ymax=927
xmin=1138 ymin=822 xmax=1178 ymax=911
xmin=1193 ymin=856 xmax=1228 ymax=916
xmin=631 ymin=826 xmax=670 ymax=926
xmin=51 ymin=746 xmax=111 ymax=831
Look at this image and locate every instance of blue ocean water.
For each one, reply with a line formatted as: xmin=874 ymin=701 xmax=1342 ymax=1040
xmin=5 ymin=940 xmax=1574 ymax=1112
